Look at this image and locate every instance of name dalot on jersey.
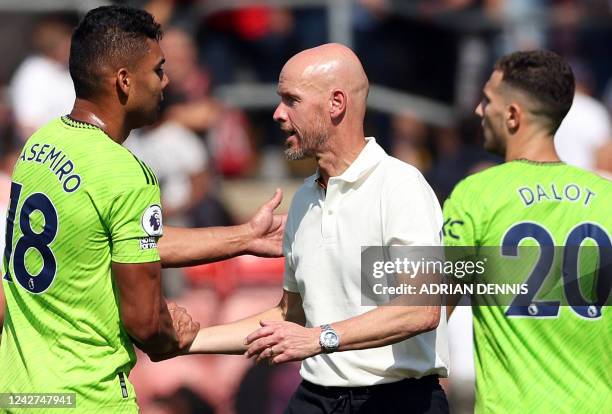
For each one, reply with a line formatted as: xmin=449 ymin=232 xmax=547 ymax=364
xmin=140 ymin=237 xmax=157 ymax=250
xmin=516 ymin=183 xmax=596 ymax=207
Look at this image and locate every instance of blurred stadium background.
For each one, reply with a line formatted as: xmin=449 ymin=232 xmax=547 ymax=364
xmin=0 ymin=1 xmax=611 ymax=413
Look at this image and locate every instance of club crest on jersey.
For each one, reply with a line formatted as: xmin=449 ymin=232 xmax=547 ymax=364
xmin=141 ymin=204 xmax=163 ymax=236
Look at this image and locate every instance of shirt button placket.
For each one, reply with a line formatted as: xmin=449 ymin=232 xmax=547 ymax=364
xmin=322 ymin=182 xmax=336 ymax=240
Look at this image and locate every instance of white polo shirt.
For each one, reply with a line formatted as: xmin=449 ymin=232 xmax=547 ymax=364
xmin=283 ymin=137 xmax=449 ymax=387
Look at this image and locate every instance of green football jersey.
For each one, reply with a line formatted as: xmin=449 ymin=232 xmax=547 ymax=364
xmin=443 ymin=160 xmax=611 ymax=414
xmin=0 ymin=116 xmax=163 ymax=413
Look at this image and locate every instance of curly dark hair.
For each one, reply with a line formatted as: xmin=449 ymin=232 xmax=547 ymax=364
xmin=69 ymin=5 xmax=162 ymax=99
xmin=494 ymin=50 xmax=575 ymax=134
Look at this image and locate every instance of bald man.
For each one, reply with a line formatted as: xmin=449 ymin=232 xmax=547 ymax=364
xmin=165 ymin=44 xmax=449 ymax=413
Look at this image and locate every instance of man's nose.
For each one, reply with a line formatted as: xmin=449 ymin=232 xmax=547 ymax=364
xmin=273 ymin=103 xmax=285 ymax=123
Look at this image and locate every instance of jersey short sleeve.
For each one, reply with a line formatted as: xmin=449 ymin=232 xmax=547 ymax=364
xmin=107 ymin=185 xmax=163 ymax=263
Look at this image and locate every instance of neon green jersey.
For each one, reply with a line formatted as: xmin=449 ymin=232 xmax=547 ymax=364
xmin=443 ymin=160 xmax=612 ymax=414
xmin=0 ymin=117 xmax=163 ymax=413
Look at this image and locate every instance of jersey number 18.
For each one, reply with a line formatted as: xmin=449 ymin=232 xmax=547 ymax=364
xmin=2 ymin=181 xmax=58 ymax=294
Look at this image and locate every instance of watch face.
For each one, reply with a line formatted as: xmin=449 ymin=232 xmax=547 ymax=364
xmin=322 ymin=331 xmax=339 ymax=347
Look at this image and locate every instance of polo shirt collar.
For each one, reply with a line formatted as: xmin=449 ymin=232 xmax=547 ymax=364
xmin=335 ymin=137 xmax=385 ymax=183
xmin=306 ymin=136 xmax=385 ymax=186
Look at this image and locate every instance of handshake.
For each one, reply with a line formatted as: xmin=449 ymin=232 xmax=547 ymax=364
xmin=145 ymin=302 xmax=322 ymax=364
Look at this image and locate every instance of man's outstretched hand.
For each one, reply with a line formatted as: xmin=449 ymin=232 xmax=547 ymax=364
xmin=246 ymin=188 xmax=287 ymax=257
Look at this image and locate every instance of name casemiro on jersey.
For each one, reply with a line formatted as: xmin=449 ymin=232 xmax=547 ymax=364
xmin=19 ymin=143 xmax=81 ymax=193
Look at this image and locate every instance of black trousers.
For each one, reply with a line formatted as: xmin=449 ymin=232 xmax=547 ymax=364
xmin=284 ymin=375 xmax=449 ymax=414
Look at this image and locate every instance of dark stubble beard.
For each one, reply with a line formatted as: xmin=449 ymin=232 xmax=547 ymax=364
xmin=284 ymin=114 xmax=329 ymax=161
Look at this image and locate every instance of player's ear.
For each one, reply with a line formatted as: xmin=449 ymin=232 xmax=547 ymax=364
xmin=330 ymin=89 xmax=346 ymax=123
xmin=506 ymin=103 xmax=521 ymax=133
xmin=116 ymin=67 xmax=131 ymax=98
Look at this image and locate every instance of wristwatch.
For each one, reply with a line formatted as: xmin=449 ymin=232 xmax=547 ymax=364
xmin=319 ymin=324 xmax=340 ymax=353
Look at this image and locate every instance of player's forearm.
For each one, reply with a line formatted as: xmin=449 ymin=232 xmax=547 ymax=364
xmin=333 ymin=305 xmax=440 ymax=352
xmin=129 ymin=299 xmax=180 ymax=355
xmin=188 ymin=306 xmax=284 ymax=354
xmin=158 ymin=225 xmax=253 ymax=268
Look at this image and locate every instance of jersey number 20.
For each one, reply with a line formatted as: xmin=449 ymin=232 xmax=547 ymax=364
xmin=502 ymin=222 xmax=610 ymax=319
xmin=2 ymin=181 xmax=58 ymax=294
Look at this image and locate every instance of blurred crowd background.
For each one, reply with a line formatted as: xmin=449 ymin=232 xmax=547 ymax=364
xmin=0 ymin=1 xmax=611 ymax=413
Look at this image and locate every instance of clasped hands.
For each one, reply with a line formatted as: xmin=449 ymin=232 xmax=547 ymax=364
xmin=244 ymin=321 xmax=322 ymax=364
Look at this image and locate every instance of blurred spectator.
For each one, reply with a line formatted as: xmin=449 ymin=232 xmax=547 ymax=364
xmin=427 ymin=126 xmax=464 ymax=200
xmin=555 ymin=61 xmax=612 ymax=171
xmin=196 ymin=5 xmax=299 ymax=173
xmin=198 ymin=6 xmax=294 ymax=85
xmin=9 ymin=16 xmax=74 ymax=141
xmin=125 ymin=121 xmax=210 ymax=226
xmin=160 ymin=26 xmax=256 ymax=178
xmin=160 ymin=26 xmax=219 ymax=132
xmin=163 ymin=27 xmax=213 ymax=106
xmin=493 ymin=0 xmax=547 ymax=52
xmin=143 ymin=0 xmax=175 ymax=27
xmin=355 ymin=0 xmax=461 ymax=104
xmin=390 ymin=111 xmax=431 ymax=172
xmin=291 ymin=8 xmax=328 ymax=52
xmin=427 ymin=118 xmax=501 ymax=201
xmin=595 ymin=141 xmax=612 ymax=180
xmin=571 ymin=2 xmax=612 ymax=96
xmin=0 ymin=84 xmax=17 ymax=154
xmin=206 ymin=109 xmax=256 ymax=178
